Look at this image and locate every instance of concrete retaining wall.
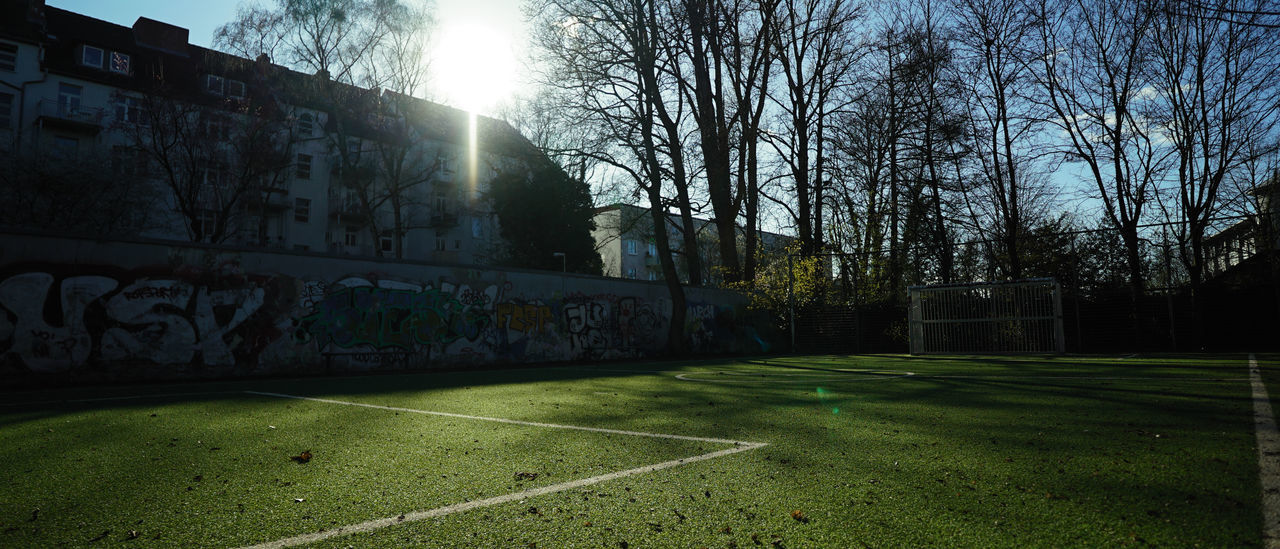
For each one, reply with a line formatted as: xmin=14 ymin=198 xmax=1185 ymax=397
xmin=0 ymin=232 xmax=768 ymax=384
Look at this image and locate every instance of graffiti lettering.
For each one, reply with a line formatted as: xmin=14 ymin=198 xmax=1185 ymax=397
xmin=0 ymin=261 xmax=749 ymax=379
xmin=0 ymin=273 xmax=117 ymax=372
xmin=297 ymin=287 xmax=489 ymax=350
xmin=496 ymin=303 xmax=552 ymax=335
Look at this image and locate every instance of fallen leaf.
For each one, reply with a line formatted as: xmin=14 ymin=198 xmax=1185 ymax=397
xmin=127 ymin=530 xmax=140 ymax=540
xmin=291 ymin=450 xmax=312 ymax=464
xmin=790 ymin=510 xmax=809 ymax=523
xmin=514 ymin=472 xmax=539 ymax=481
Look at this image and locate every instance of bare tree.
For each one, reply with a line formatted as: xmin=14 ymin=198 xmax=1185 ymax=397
xmin=121 ymin=59 xmax=295 ymax=244
xmin=1029 ymin=0 xmax=1165 ymax=301
xmin=529 ymin=0 xmax=693 ymax=353
xmin=764 ymin=0 xmax=859 ymax=258
xmin=952 ymin=0 xmax=1041 ymax=281
xmin=1150 ymin=0 xmax=1280 ymax=293
xmin=218 ymin=0 xmax=434 ymax=256
xmin=722 ymin=0 xmax=779 ymax=281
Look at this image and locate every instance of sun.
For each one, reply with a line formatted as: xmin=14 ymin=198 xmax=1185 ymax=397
xmin=431 ymin=20 xmax=519 ymax=114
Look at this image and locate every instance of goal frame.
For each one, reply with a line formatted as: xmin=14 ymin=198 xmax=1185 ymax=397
xmin=909 ymin=278 xmax=1066 ymax=355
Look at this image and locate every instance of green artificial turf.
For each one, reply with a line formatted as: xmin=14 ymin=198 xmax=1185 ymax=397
xmin=0 ymin=354 xmax=1265 ymax=548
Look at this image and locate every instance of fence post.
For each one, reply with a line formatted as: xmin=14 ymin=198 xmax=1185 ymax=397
xmin=788 ymin=254 xmax=796 ymax=352
xmin=1053 ymin=281 xmax=1066 ymax=354
xmin=909 ymin=286 xmax=922 ymax=355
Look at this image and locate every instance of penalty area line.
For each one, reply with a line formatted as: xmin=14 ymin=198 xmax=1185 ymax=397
xmin=238 ymin=391 xmax=767 ymax=549
xmin=242 ymin=391 xmax=755 ymax=446
xmin=1249 ymin=353 xmax=1280 ymax=549
xmin=237 ymin=443 xmax=765 ymax=549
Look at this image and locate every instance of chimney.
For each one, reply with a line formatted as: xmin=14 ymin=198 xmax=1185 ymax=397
xmin=132 ymin=17 xmax=189 ymax=57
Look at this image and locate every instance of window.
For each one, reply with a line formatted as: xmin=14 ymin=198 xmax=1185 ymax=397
xmin=297 ymin=113 xmax=313 ymax=136
xmin=0 ymin=92 xmax=12 ymax=129
xmin=108 ymin=51 xmax=130 ymax=74
xmin=197 ymin=210 xmax=218 ymax=239
xmin=648 ymin=271 xmax=657 ymax=281
xmin=110 ymin=146 xmax=147 ymax=176
xmin=294 ymin=198 xmax=310 ymax=223
xmin=81 ymin=45 xmax=103 ymax=68
xmin=627 ymin=268 xmax=637 ymax=279
xmin=226 ymin=79 xmax=246 ymax=98
xmin=204 ymin=114 xmax=231 ymax=140
xmin=626 ymin=239 xmax=638 ymax=255
xmin=380 ymin=233 xmax=393 ymax=252
xmin=472 ymin=218 xmax=482 ymax=238
xmin=344 ymin=227 xmax=358 ymax=246
xmin=57 ymin=83 xmax=82 ymax=115
xmin=454 ymin=239 xmax=461 ymax=250
xmin=0 ymin=42 xmax=16 ymax=72
xmin=52 ymin=135 xmax=78 ymax=159
xmin=204 ymin=164 xmax=230 ymax=190
xmin=435 ymin=238 xmax=446 ymax=251
xmin=114 ymin=96 xmax=143 ymax=124
xmin=296 ymin=154 xmax=312 ymax=179
xmin=647 ymin=242 xmax=657 ymax=256
xmin=204 ymin=74 xmax=224 ymax=95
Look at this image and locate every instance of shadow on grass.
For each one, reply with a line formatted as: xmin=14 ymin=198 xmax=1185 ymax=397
xmin=0 ymin=353 xmax=1263 ymax=547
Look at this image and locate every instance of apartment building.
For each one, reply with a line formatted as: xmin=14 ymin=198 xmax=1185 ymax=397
xmin=0 ymin=1 xmax=542 ymax=264
xmin=592 ymin=203 xmax=793 ymax=284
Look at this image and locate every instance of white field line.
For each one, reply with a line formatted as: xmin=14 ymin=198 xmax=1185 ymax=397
xmin=673 ymin=371 xmax=1241 ymax=384
xmin=238 ymin=443 xmax=764 ymax=549
xmin=243 ymin=391 xmax=756 ymax=445
xmin=238 ymin=391 xmax=768 ymax=549
xmin=1250 ymin=353 xmax=1280 ymax=549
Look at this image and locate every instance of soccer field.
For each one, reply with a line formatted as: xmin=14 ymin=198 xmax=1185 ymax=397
xmin=0 ymin=354 xmax=1272 ymax=548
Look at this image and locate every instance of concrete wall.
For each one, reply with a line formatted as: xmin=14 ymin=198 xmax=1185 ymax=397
xmin=0 ymin=232 xmax=768 ymax=384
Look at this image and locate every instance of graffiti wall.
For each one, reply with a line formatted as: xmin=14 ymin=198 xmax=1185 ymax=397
xmin=0 ymin=233 xmax=762 ymax=382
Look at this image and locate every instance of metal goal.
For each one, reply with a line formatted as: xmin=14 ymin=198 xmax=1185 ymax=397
xmin=909 ymin=278 xmax=1065 ymax=354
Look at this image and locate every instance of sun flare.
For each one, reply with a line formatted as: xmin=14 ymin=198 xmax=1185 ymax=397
xmin=431 ymin=20 xmax=519 ymax=113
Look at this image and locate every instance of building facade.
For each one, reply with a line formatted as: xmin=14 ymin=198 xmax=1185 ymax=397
xmin=592 ymin=203 xmax=793 ymax=284
xmin=0 ymin=1 xmax=542 ymax=265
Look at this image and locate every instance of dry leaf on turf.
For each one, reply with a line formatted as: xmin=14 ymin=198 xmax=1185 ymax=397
xmin=291 ymin=450 xmax=312 ymax=463
xmin=790 ymin=510 xmax=809 ymax=523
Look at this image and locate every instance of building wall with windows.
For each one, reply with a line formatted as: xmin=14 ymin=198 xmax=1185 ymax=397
xmin=592 ymin=204 xmax=793 ymax=284
xmin=0 ymin=1 xmax=528 ymax=266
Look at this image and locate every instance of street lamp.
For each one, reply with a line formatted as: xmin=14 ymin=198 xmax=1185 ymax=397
xmin=552 ymin=252 xmax=566 ymax=273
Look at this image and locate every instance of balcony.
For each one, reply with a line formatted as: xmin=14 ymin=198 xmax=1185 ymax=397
xmin=428 ymin=211 xmax=459 ymax=228
xmin=241 ymin=185 xmax=291 ymax=212
xmin=37 ymin=99 xmax=105 ymax=134
xmin=327 ymin=190 xmax=368 ymax=221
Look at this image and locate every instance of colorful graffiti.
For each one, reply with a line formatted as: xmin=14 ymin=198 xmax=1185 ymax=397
xmin=0 ymin=262 xmax=749 ymax=379
xmin=296 ymin=286 xmax=489 ymax=350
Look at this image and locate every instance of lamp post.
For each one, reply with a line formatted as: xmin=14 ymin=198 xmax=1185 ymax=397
xmin=552 ymin=252 xmax=566 ymax=273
